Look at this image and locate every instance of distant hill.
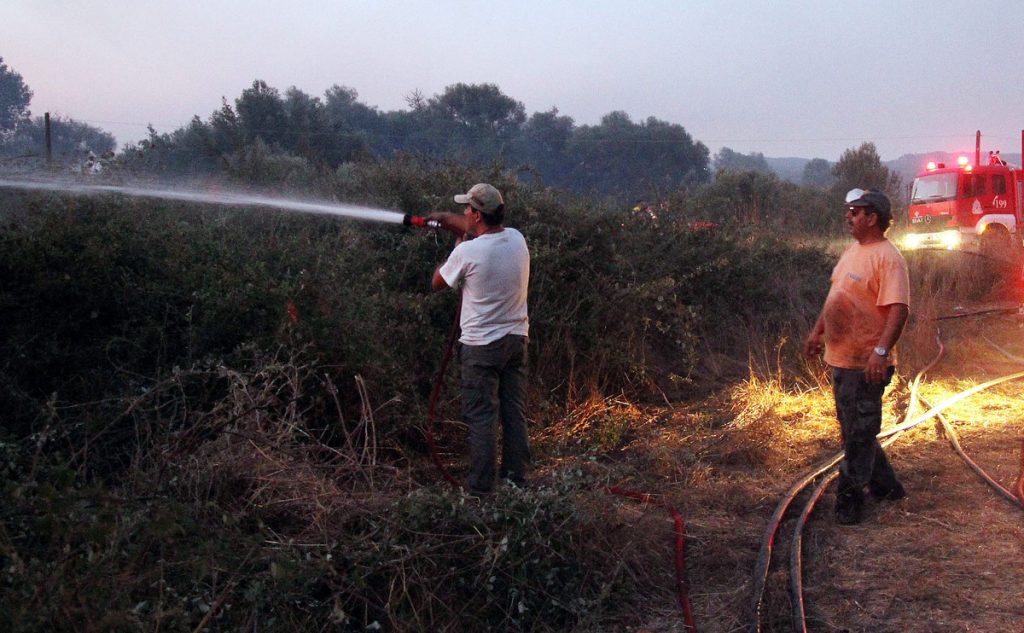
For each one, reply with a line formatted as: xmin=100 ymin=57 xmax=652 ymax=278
xmin=764 ymin=153 xmax=1022 ymax=188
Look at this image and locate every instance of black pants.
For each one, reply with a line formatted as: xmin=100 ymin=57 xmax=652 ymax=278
xmin=832 ymin=366 xmax=901 ymax=508
xmin=460 ymin=334 xmax=531 ymax=493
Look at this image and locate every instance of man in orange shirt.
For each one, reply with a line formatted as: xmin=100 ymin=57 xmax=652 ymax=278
xmin=804 ymin=189 xmax=910 ymax=525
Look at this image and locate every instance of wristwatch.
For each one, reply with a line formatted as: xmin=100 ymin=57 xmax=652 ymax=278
xmin=873 ymin=346 xmax=888 ymax=357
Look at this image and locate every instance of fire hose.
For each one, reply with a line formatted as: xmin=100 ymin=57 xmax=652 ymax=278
xmin=424 ymin=291 xmax=463 ymax=490
xmin=605 ymin=486 xmax=697 ymax=632
xmin=759 ymin=325 xmax=1024 ymax=633
xmin=772 ymin=371 xmax=1024 ymax=633
xmin=784 ymin=336 xmax=943 ymax=633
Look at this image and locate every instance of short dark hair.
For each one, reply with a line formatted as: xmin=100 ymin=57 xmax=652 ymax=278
xmin=874 ymin=208 xmax=892 ymax=232
xmin=481 ymin=204 xmax=505 ymax=226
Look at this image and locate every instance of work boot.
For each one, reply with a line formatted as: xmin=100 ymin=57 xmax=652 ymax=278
xmin=835 ymin=501 xmax=863 ymax=526
xmin=870 ymin=481 xmax=906 ymax=501
xmin=835 ymin=488 xmax=864 ymax=526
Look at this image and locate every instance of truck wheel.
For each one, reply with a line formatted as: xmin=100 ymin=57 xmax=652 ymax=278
xmin=981 ymin=225 xmax=1014 ymax=261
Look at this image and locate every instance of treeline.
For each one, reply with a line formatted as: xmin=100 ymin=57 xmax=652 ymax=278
xmin=117 ymin=80 xmax=710 ymax=195
xmin=0 ymin=114 xmax=116 ymax=162
xmin=1 ymin=54 xmax=904 ymax=229
xmin=112 ymin=78 xmax=902 ymax=230
xmin=0 ymin=56 xmax=115 ymax=164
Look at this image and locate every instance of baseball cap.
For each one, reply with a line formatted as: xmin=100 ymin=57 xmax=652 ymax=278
xmin=454 ymin=183 xmax=504 ymax=214
xmin=847 ymin=188 xmax=892 ymax=221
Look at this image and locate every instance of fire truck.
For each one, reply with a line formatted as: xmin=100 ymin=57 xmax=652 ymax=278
xmin=903 ymin=130 xmax=1024 ymax=257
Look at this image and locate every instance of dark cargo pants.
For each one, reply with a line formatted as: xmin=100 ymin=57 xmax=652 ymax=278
xmin=460 ymin=334 xmax=531 ymax=493
xmin=832 ymin=366 xmax=901 ymax=510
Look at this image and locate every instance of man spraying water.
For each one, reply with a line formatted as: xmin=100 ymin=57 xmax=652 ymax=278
xmin=428 ymin=183 xmax=531 ymax=495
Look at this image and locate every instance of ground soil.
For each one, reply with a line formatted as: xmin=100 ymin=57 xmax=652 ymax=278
xmin=581 ymin=306 xmax=1024 ymax=633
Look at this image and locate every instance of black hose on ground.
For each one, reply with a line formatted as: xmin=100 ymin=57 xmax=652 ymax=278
xmin=780 ymin=330 xmax=1024 ymax=633
xmin=786 ymin=469 xmax=837 ymax=633
xmin=921 ymin=395 xmax=1024 ymax=509
xmin=753 ymin=334 xmax=945 ymax=633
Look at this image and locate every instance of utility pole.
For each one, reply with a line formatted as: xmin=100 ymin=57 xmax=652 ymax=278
xmin=44 ymin=112 xmax=52 ymax=168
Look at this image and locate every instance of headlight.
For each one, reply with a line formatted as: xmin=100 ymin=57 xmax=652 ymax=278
xmin=904 ymin=233 xmax=923 ymax=249
xmin=940 ymin=230 xmax=961 ymax=250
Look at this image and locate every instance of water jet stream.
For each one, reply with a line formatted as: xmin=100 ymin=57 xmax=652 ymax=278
xmin=0 ymin=178 xmax=407 ymax=224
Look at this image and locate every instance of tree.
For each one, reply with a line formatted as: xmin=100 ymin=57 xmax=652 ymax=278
xmin=432 ymin=83 xmax=526 ymax=139
xmin=831 ymin=142 xmax=902 ymax=199
xmin=282 ymin=87 xmax=328 ymax=160
xmin=567 ymin=112 xmax=709 ymax=195
xmin=1 ymin=114 xmax=114 ymax=160
xmin=713 ymin=147 xmax=771 ymax=174
xmin=513 ymin=107 xmax=575 ymax=185
xmin=235 ymin=80 xmax=288 ymax=148
xmin=409 ymin=83 xmax=527 ymax=163
xmin=323 ymin=85 xmax=380 ymax=162
xmin=0 ymin=57 xmax=32 ymax=132
xmin=209 ymin=98 xmax=242 ymax=155
xmin=801 ymin=158 xmax=834 ymax=188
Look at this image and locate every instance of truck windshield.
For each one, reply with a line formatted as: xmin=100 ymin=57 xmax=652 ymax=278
xmin=911 ymin=173 xmax=958 ymax=203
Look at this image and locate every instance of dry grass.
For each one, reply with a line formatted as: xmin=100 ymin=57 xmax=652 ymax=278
xmin=557 ymin=252 xmax=1024 ymax=632
xmin=161 ymin=354 xmax=409 ymax=544
xmin=563 ymin=359 xmax=1024 ymax=632
xmin=511 ymin=249 xmax=1024 ymax=632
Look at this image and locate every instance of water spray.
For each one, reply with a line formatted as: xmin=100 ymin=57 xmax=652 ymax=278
xmin=0 ymin=178 xmax=461 ymax=237
xmin=0 ymin=177 xmax=422 ymax=226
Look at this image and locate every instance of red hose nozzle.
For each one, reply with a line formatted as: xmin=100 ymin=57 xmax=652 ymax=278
xmin=404 ymin=214 xmax=442 ymax=230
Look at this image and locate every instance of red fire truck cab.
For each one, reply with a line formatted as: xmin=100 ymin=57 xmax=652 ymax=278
xmin=904 ymin=130 xmax=1024 ymax=257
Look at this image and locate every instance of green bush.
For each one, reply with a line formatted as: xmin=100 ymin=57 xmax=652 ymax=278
xmin=0 ymin=162 xmax=834 ymax=443
xmin=0 ymin=157 xmax=837 ymax=630
xmin=1 ymin=352 xmax=649 ymax=632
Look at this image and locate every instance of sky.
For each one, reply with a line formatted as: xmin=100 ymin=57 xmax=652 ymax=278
xmin=5 ymin=0 xmax=1024 ymax=161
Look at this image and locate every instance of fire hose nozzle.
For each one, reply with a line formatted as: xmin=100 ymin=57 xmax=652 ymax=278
xmin=403 ymin=214 xmax=442 ymax=230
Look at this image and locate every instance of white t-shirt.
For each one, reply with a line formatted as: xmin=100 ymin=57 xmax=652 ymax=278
xmin=439 ymin=228 xmax=530 ymax=345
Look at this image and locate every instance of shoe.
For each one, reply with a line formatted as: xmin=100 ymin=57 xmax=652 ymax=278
xmin=835 ymin=502 xmax=863 ymax=526
xmin=870 ymin=481 xmax=906 ymax=501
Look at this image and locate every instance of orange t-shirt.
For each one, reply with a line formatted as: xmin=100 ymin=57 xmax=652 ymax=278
xmin=822 ymin=240 xmax=910 ymax=370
